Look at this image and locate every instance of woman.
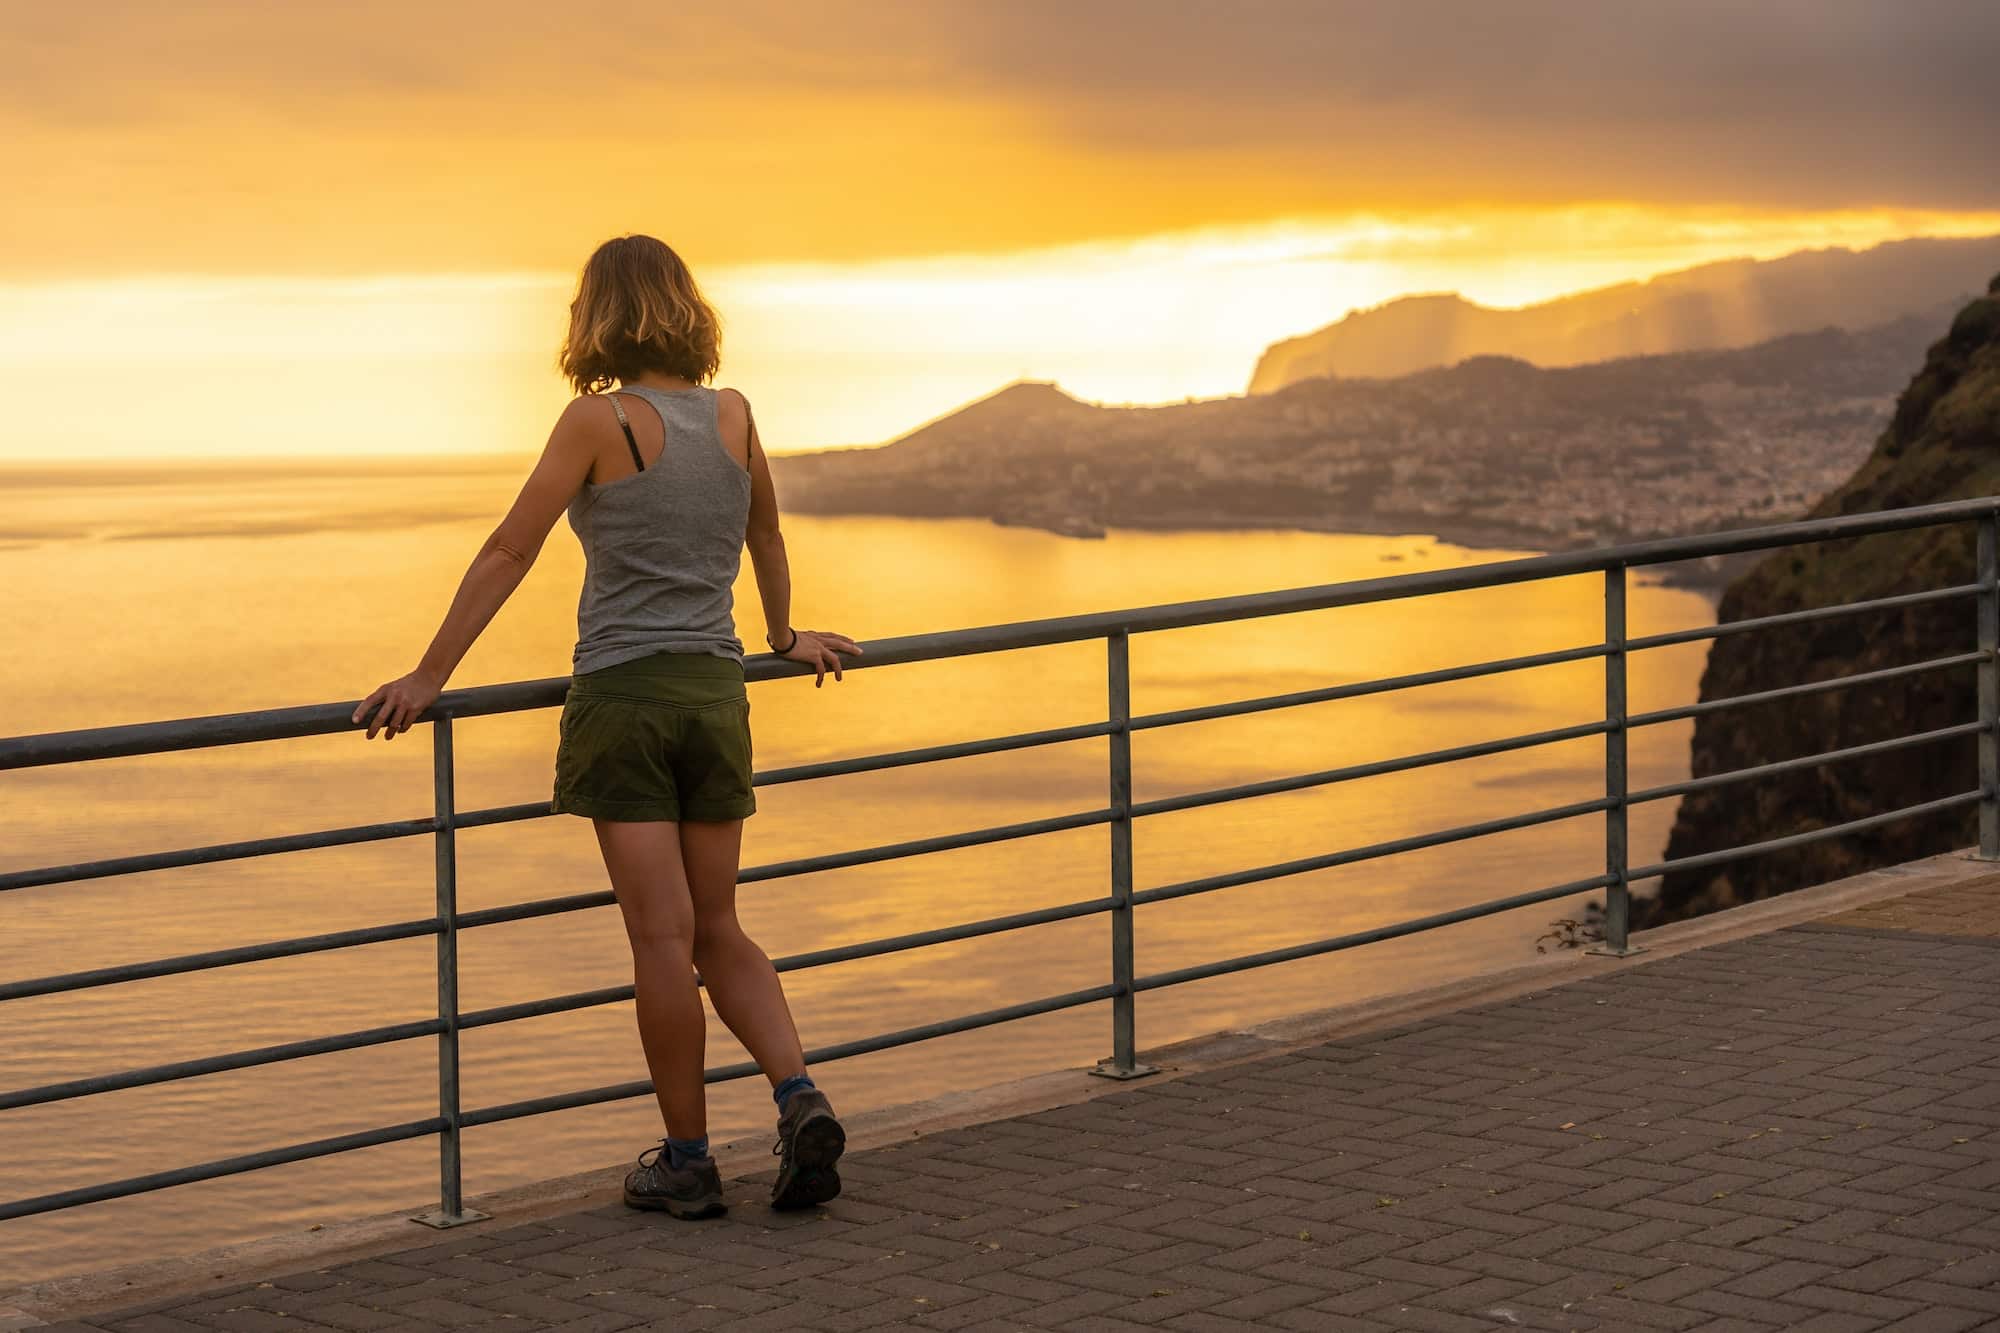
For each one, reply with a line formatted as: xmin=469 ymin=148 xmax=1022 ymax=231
xmin=351 ymin=234 xmax=864 ymax=1221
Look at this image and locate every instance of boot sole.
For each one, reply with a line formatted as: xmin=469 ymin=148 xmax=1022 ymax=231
xmin=771 ymin=1110 xmax=846 ymax=1211
xmin=622 ymin=1188 xmax=727 ymax=1220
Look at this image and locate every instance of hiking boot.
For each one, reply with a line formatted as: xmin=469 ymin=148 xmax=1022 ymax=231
xmin=623 ymin=1140 xmax=726 ymax=1219
xmin=770 ymin=1088 xmax=845 ymax=1210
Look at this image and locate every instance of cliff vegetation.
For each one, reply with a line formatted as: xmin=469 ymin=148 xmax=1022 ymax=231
xmin=1645 ymin=274 xmax=2000 ymax=924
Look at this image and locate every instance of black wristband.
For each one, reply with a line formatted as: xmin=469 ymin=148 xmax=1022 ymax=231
xmin=770 ymin=627 xmax=798 ymax=653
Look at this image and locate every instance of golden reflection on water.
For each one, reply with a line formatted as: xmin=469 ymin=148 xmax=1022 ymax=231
xmin=0 ymin=460 xmax=1712 ymax=1284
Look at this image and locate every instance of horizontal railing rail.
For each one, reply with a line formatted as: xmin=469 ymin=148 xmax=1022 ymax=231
xmin=10 ymin=493 xmax=2000 ymax=772
xmin=3 ymin=497 xmax=1996 ymax=1229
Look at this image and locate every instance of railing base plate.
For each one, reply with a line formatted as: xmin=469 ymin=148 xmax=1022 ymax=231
xmin=1960 ymin=851 xmax=2000 ymax=862
xmin=1090 ymin=1059 xmax=1160 ymax=1081
xmin=411 ymin=1207 xmax=491 ymax=1230
xmin=1585 ymin=943 xmax=1646 ymax=959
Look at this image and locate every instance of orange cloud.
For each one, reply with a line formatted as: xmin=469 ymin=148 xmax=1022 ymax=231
xmin=4 ymin=1 xmax=1996 ymax=278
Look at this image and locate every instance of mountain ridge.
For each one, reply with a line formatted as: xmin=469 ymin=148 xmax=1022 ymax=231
xmin=770 ymin=306 xmax=1954 ymax=572
xmin=1249 ymin=234 xmax=2000 ymax=393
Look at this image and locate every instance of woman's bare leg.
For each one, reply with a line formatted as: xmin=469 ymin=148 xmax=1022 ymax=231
xmin=679 ymin=817 xmax=808 ymax=1089
xmin=593 ymin=817 xmax=707 ymax=1138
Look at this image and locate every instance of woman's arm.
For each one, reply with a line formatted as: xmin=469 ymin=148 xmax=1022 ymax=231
xmin=727 ymin=388 xmax=862 ymax=687
xmin=736 ymin=390 xmax=792 ymax=644
xmin=352 ymin=398 xmax=602 ymax=740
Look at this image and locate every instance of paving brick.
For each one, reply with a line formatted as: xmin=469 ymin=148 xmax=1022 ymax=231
xmin=1717 ymin=1259 xmax=1836 ymax=1300
xmin=1926 ymin=1249 xmax=2000 ymax=1287
xmin=273 ymin=1302 xmax=403 ymax=1331
xmin=100 ymin=1317 xmax=210 ymax=1333
xmin=1879 ymin=1279 xmax=2000 ymax=1318
xmin=1872 ymin=1308 xmax=1992 ymax=1333
xmin=1786 ymin=1283 xmax=1926 ymax=1322
xmin=1573 ymin=1293 xmax=1711 ymax=1330
xmin=1782 ymin=1314 xmax=1880 ymax=1333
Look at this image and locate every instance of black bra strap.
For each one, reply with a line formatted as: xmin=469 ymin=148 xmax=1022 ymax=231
xmin=608 ymin=393 xmax=644 ymax=472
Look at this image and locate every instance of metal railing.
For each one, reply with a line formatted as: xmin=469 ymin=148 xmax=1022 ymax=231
xmin=4 ymin=498 xmax=1997 ymax=1228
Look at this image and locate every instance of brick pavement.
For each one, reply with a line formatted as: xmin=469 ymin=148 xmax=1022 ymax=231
xmin=39 ymin=914 xmax=2000 ymax=1332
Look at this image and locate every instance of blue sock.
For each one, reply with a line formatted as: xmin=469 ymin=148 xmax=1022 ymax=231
xmin=773 ymin=1073 xmax=816 ymax=1111
xmin=665 ymin=1134 xmax=709 ymax=1169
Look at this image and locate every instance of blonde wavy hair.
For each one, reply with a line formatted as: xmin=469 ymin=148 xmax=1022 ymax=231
xmin=558 ymin=235 xmax=721 ymax=394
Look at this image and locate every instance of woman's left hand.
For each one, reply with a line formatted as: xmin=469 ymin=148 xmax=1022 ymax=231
xmin=353 ymin=670 xmax=444 ymax=740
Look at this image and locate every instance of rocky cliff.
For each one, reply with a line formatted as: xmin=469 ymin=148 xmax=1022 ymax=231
xmin=1643 ymin=274 xmax=2000 ymax=926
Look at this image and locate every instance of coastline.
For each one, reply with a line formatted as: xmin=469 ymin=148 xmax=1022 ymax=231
xmin=797 ymin=500 xmax=1741 ymax=596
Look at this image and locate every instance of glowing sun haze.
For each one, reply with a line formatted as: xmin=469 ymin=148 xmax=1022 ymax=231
xmin=3 ymin=0 xmax=1997 ymax=459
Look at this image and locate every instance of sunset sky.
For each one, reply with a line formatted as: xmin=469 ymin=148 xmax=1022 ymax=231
xmin=4 ymin=0 xmax=1998 ymax=458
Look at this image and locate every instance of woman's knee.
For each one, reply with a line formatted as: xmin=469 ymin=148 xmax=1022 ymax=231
xmin=623 ymin=904 xmax=696 ymax=960
xmin=691 ymin=914 xmax=752 ymax=970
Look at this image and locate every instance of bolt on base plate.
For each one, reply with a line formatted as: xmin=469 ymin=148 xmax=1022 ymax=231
xmin=1585 ymin=942 xmax=1646 ymax=958
xmin=411 ymin=1207 xmax=491 ymax=1230
xmin=1090 ymin=1059 xmax=1161 ymax=1080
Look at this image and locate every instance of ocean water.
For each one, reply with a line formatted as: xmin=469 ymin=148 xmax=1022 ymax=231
xmin=0 ymin=455 xmax=1716 ymax=1285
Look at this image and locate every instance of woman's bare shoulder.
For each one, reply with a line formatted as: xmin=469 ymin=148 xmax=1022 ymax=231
xmin=714 ymin=385 xmax=755 ymax=452
xmin=539 ymin=393 xmax=622 ymax=469
xmin=549 ymin=392 xmax=625 ymax=443
xmin=558 ymin=391 xmax=619 ymax=424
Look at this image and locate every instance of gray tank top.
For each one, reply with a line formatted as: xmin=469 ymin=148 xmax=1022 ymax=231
xmin=566 ymin=384 xmax=754 ymax=674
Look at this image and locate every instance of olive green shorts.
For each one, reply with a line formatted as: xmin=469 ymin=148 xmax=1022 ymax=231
xmin=551 ymin=651 xmax=757 ymax=823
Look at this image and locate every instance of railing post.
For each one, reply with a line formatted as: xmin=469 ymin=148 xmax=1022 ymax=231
xmin=1977 ymin=516 xmax=1999 ymax=860
xmin=1590 ymin=564 xmax=1641 ymax=956
xmin=414 ymin=712 xmax=488 ymax=1227
xmin=1093 ymin=630 xmax=1156 ymax=1079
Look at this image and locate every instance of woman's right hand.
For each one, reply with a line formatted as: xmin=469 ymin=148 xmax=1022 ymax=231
xmin=773 ymin=628 xmax=863 ymax=687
